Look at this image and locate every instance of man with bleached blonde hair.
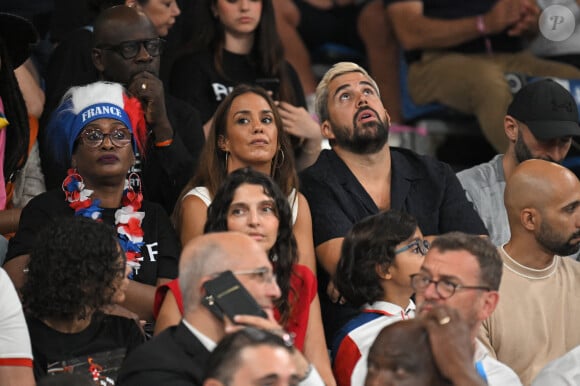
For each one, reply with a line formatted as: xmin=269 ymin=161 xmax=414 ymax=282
xmin=300 ymin=62 xmax=487 ymax=341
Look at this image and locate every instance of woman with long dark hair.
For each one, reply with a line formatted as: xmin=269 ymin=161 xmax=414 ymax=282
xmin=170 ymin=0 xmax=322 ymax=169
xmin=156 ymin=167 xmax=335 ymax=385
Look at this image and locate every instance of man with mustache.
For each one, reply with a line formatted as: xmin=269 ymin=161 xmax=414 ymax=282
xmin=457 ymin=79 xmax=580 ymax=246
xmin=299 ymin=62 xmax=487 ymax=341
xmin=479 ymin=159 xmax=580 ymax=385
xmin=411 ymin=232 xmax=521 ymax=385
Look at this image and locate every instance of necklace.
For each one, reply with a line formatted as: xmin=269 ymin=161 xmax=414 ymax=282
xmin=62 ymin=169 xmax=145 ymax=278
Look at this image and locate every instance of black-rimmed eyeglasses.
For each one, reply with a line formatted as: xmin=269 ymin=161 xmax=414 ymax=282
xmin=410 ymin=273 xmax=491 ymax=299
xmin=96 ymin=38 xmax=166 ymax=60
xmin=79 ymin=128 xmax=132 ymax=148
xmin=395 ymin=239 xmax=430 ymax=256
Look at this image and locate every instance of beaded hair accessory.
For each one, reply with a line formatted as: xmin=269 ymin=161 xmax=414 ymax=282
xmin=62 ymin=168 xmax=145 ymax=278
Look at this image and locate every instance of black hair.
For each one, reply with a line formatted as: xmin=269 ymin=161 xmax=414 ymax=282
xmin=335 ymin=210 xmax=418 ymax=307
xmin=204 ymin=167 xmax=298 ymax=324
xmin=187 ymin=0 xmax=297 ymax=104
xmin=22 ymin=216 xmax=126 ymax=320
xmin=0 ymin=35 xmax=30 ymax=185
xmin=204 ymin=327 xmax=293 ymax=384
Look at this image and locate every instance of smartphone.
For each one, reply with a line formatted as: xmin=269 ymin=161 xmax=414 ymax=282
xmin=202 ymin=270 xmax=267 ymax=323
xmin=255 ymin=78 xmax=280 ymax=100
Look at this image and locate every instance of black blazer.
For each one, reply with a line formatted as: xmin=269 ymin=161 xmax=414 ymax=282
xmin=117 ymin=322 xmax=210 ymax=386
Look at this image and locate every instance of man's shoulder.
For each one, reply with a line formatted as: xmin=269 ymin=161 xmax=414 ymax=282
xmin=476 ymin=340 xmax=523 ymax=386
xmin=118 ymin=324 xmax=208 ymax=383
xmin=300 ymin=150 xmax=347 ymax=188
xmin=456 ymin=154 xmax=504 ymax=189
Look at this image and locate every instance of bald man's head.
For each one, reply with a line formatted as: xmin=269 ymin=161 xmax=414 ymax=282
xmin=505 ymin=159 xmax=580 ymax=255
xmin=92 ymin=5 xmax=159 ymax=83
xmin=179 ymin=232 xmax=271 ymax=313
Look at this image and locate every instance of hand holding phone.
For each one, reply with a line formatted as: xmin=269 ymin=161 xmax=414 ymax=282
xmin=255 ymin=78 xmax=280 ymax=100
xmin=202 ymin=270 xmax=267 ymax=324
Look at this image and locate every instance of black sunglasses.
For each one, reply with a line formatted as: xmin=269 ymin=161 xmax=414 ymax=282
xmin=97 ymin=38 xmax=166 ymax=60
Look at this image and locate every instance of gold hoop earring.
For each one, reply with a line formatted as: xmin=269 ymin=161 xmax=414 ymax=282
xmin=275 ymin=148 xmax=285 ymax=168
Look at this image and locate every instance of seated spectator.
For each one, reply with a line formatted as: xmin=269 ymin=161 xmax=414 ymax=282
xmin=22 ymin=216 xmax=145 ymax=382
xmin=174 ymin=84 xmax=316 ymax=273
xmin=203 ymin=327 xmax=298 ymax=386
xmin=0 ymin=268 xmax=34 ymax=386
xmin=299 ymin=62 xmax=487 ymax=341
xmin=169 ymin=0 xmax=322 ymax=170
xmin=366 ymin=306 xmax=489 ymax=386
xmin=43 ymin=0 xmax=181 ymax=119
xmin=156 ymin=167 xmax=334 ymax=385
xmin=0 ymin=12 xmax=46 ymax=264
xmin=4 ymin=81 xmax=180 ymax=322
xmin=384 ymin=0 xmax=580 ymax=152
xmin=457 ymin=79 xmax=580 ymax=246
xmin=272 ymin=0 xmax=402 ymax=123
xmin=332 ymin=210 xmax=426 ymax=386
xmin=479 ymin=159 xmax=580 ymax=384
xmin=118 ymin=232 xmax=324 ymax=386
xmin=414 ymin=232 xmax=522 ymax=385
xmin=42 ymin=5 xmax=205 ymax=214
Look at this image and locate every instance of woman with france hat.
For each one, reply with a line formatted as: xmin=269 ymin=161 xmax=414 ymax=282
xmin=0 ymin=12 xmax=44 ymax=263
xmin=4 ymin=81 xmax=180 ymax=325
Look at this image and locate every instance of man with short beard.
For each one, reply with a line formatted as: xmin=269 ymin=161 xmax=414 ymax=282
xmin=299 ymin=62 xmax=487 ymax=341
xmin=479 ymin=159 xmax=580 ymax=385
xmin=457 ymin=79 xmax=580 ymax=246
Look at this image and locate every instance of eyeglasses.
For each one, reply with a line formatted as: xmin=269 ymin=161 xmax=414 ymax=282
xmin=410 ymin=273 xmax=491 ymax=299
xmin=79 ymin=128 xmax=132 ymax=148
xmin=96 ymin=38 xmax=166 ymax=60
xmin=233 ymin=267 xmax=277 ymax=284
xmin=395 ymin=239 xmax=430 ymax=256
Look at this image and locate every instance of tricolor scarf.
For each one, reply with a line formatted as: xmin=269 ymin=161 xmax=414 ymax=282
xmin=62 ymin=169 xmax=145 ymax=278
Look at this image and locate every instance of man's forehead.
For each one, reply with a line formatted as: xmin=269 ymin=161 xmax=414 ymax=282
xmin=329 ymin=72 xmax=373 ymax=90
xmin=98 ymin=19 xmax=156 ymax=44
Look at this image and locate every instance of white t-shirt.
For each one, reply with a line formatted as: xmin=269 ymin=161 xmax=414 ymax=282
xmin=0 ymin=268 xmax=33 ymax=364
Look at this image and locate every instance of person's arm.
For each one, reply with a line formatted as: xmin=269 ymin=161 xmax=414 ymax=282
xmin=385 ymin=0 xmax=521 ymax=51
xmin=121 ymin=278 xmax=172 ymax=322
xmin=292 ymin=193 xmax=317 ymax=274
xmin=423 ymin=305 xmax=486 ymax=386
xmin=14 ymin=59 xmax=44 ymax=119
xmin=154 ymin=290 xmax=182 ymax=335
xmin=302 ymin=294 xmax=336 ymax=386
xmin=315 ymin=238 xmax=343 ymax=278
xmin=0 ymin=209 xmax=21 ymax=235
xmin=178 ymin=194 xmax=209 ymax=247
xmin=3 ymin=255 xmax=29 ymax=290
xmin=0 ymin=366 xmax=35 ymax=386
xmin=277 ymin=102 xmax=322 ymax=171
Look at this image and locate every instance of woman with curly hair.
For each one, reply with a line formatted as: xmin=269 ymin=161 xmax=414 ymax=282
xmin=169 ymin=0 xmax=322 ymax=169
xmin=173 ymin=84 xmax=316 ymax=273
xmin=156 ymin=167 xmax=334 ymax=385
xmin=22 ymin=216 xmax=144 ymax=382
xmin=331 ymin=210 xmax=427 ymax=386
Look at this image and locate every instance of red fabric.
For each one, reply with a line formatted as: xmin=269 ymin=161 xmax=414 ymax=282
xmin=333 ymin=336 xmax=361 ymax=386
xmin=0 ymin=358 xmax=33 ymax=367
xmin=153 ymin=279 xmax=183 ymax=319
xmin=274 ymin=264 xmax=317 ymax=351
xmin=152 ymin=265 xmax=317 ymax=352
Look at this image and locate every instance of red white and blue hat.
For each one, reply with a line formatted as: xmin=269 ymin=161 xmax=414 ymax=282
xmin=46 ymin=81 xmax=146 ymax=167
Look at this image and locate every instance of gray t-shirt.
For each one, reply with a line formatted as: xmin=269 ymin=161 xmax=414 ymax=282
xmin=456 ymin=154 xmax=509 ymax=246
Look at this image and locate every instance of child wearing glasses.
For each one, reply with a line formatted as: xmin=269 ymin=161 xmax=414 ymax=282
xmin=331 ymin=210 xmax=428 ymax=386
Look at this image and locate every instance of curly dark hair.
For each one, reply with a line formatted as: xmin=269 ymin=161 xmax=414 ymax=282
xmin=204 ymin=167 xmax=298 ymax=325
xmin=335 ymin=210 xmax=418 ymax=307
xmin=22 ymin=216 xmax=126 ymax=320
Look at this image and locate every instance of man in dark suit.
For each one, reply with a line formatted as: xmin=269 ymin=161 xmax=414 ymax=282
xmin=117 ymin=232 xmax=317 ymax=386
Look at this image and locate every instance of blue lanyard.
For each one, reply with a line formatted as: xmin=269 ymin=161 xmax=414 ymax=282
xmin=475 ymin=361 xmax=489 ymax=384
